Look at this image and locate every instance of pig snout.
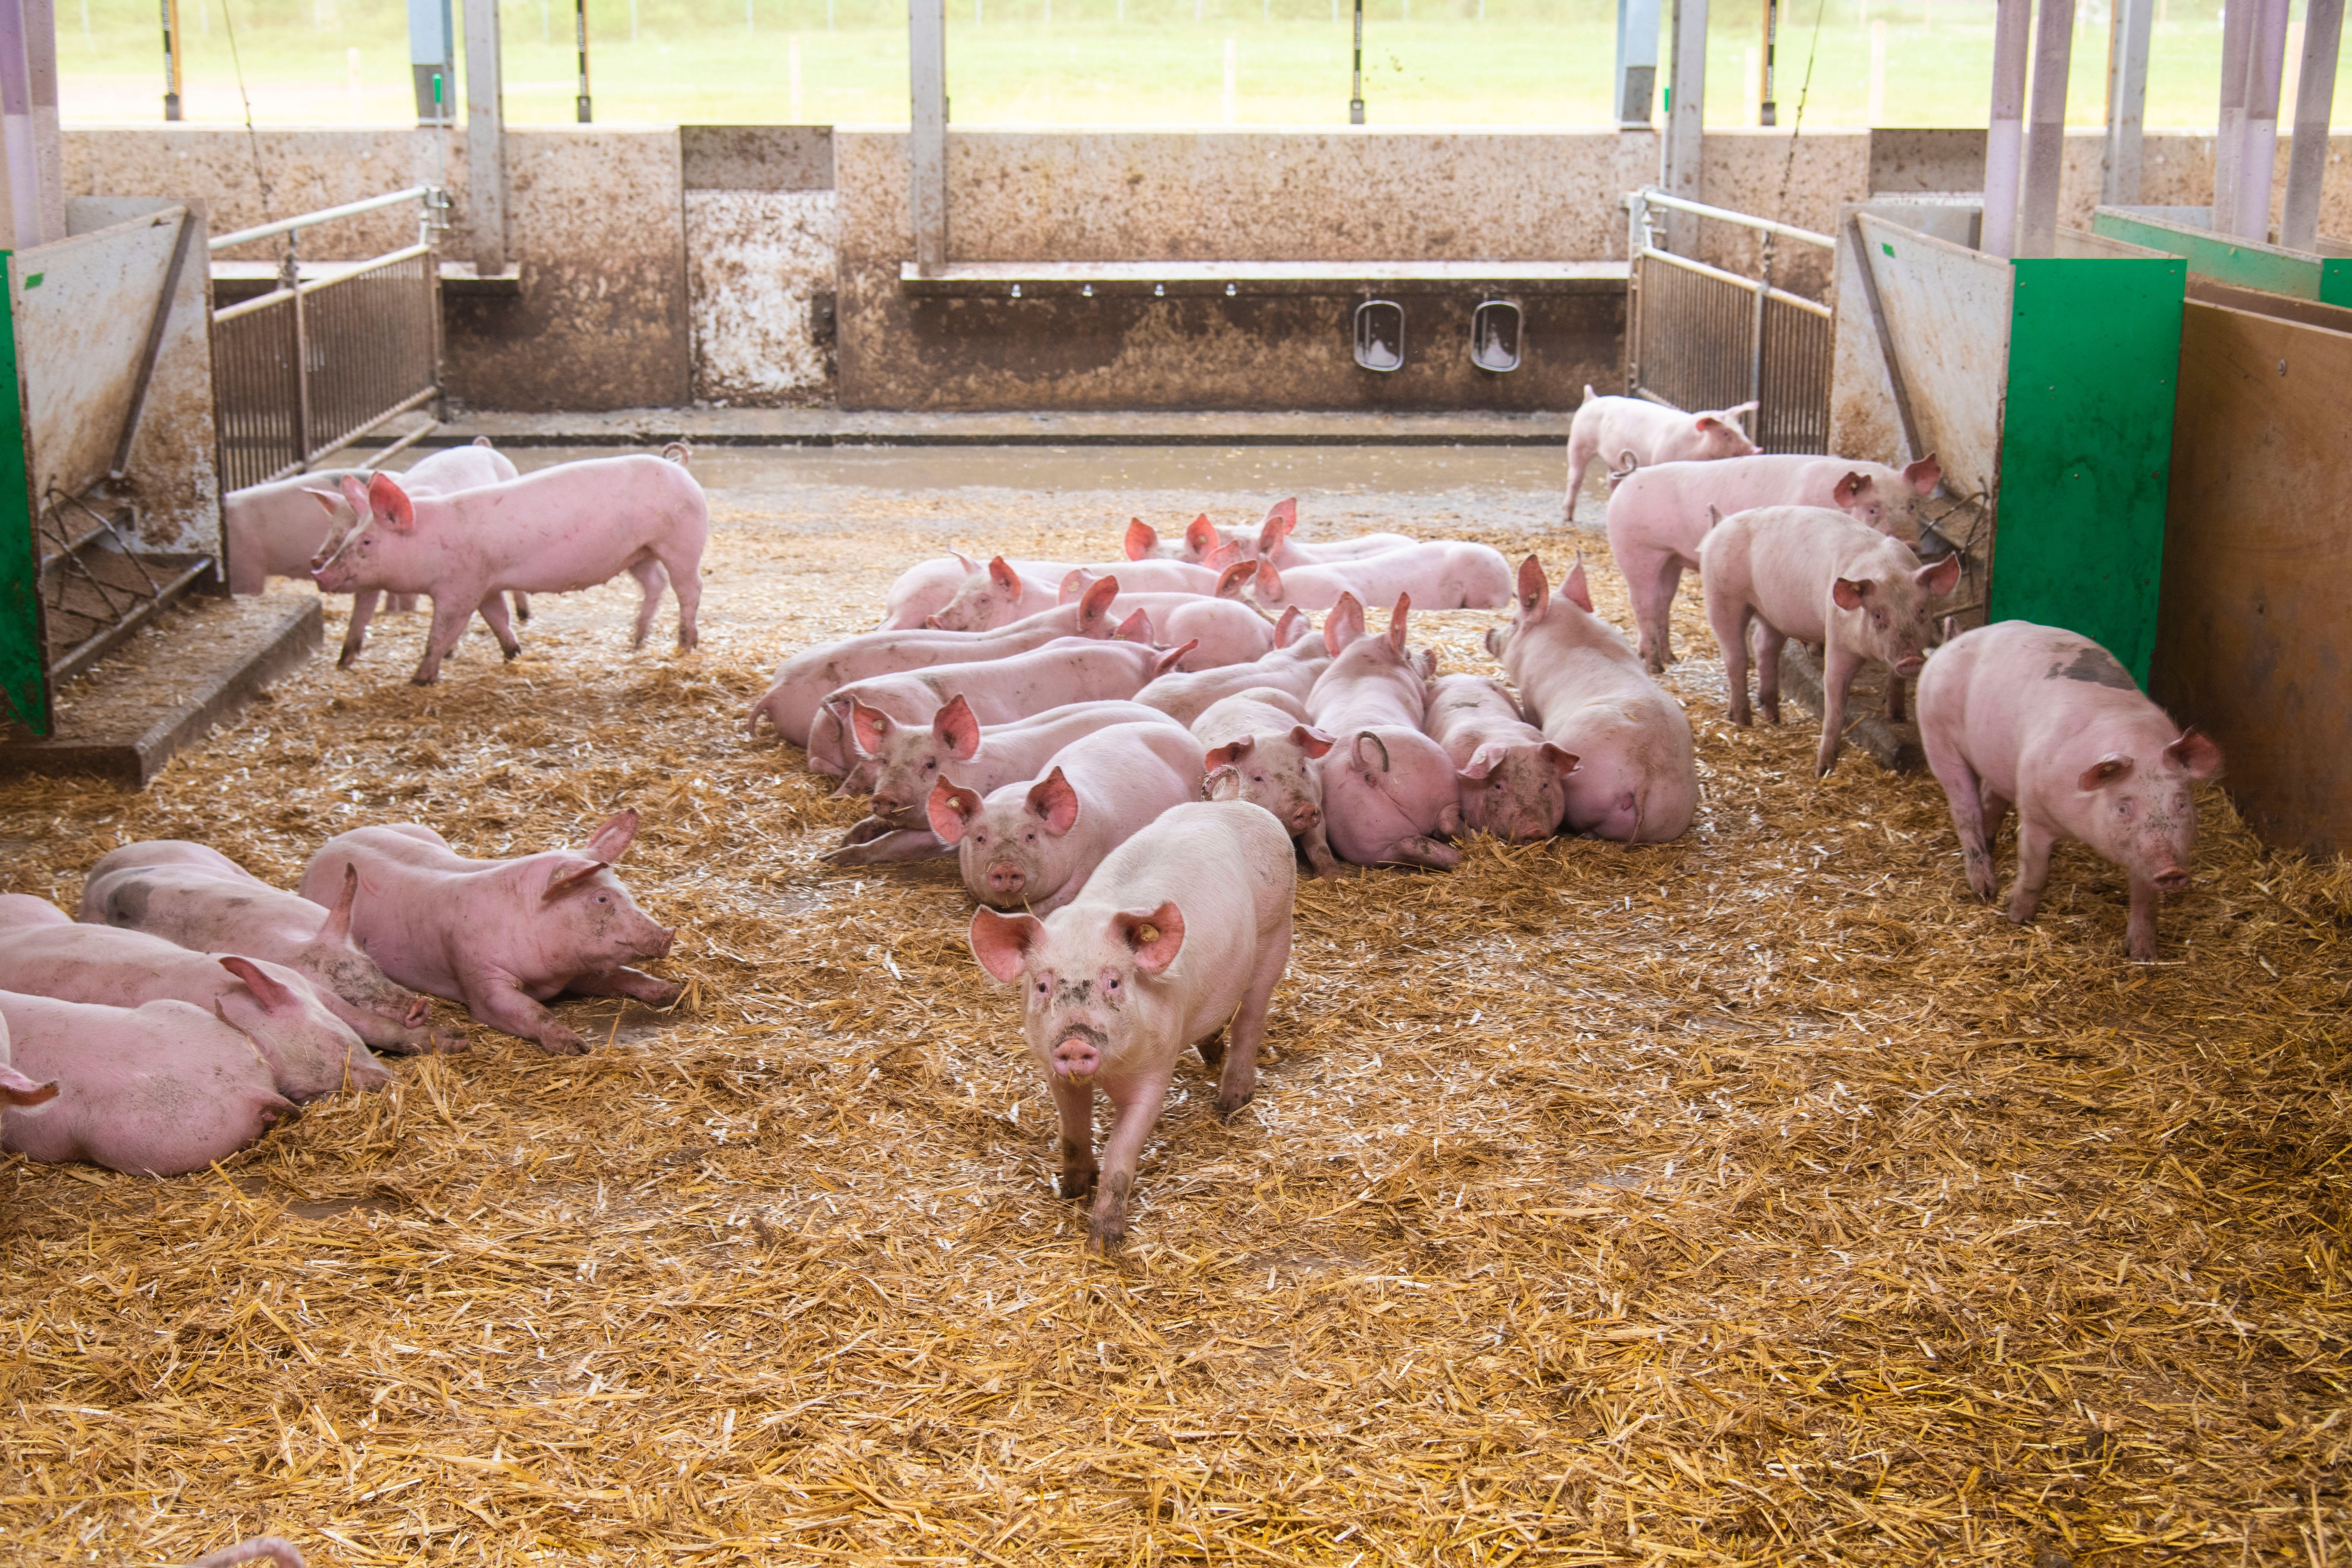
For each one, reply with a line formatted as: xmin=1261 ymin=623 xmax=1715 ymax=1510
xmin=985 ymin=862 xmax=1027 ymax=898
xmin=1051 ymin=1033 xmax=1103 ymax=1082
xmin=1286 ymin=799 xmax=1321 ymax=832
xmin=637 ymin=919 xmax=677 ymax=960
xmin=2152 ymin=865 xmax=2190 ymax=892
xmin=1893 ymin=654 xmax=1926 ymax=677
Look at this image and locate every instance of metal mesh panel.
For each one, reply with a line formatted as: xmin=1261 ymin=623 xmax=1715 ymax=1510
xmin=300 ymin=249 xmax=436 ymax=461
xmin=1757 ymin=292 xmax=1834 ymax=456
xmin=212 ymin=294 xmax=302 ymax=492
xmin=1633 ymin=252 xmax=1753 ymax=417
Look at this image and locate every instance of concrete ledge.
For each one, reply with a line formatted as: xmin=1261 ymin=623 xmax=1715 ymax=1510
xmin=896 ymin=260 xmax=1630 ymax=298
xmin=1775 ymin=642 xmax=1925 ymax=774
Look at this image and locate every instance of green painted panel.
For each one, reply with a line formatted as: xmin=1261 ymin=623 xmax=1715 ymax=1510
xmin=0 ymin=251 xmax=42 ymax=736
xmin=2093 ymin=209 xmax=2328 ymax=305
xmin=1989 ymin=255 xmax=2188 ymax=686
xmin=2322 ymin=258 xmax=2352 ymax=310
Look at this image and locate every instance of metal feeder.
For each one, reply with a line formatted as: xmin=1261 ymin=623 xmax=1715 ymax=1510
xmin=1353 ymin=299 xmax=1404 ymax=372
xmin=1470 ymin=298 xmax=1522 ymax=372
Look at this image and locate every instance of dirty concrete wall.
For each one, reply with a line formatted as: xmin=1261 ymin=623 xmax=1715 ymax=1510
xmin=682 ymin=125 xmax=837 ymax=406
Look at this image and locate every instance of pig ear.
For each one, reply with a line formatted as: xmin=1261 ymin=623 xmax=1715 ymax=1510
xmin=1353 ymin=730 xmax=1391 ymax=772
xmin=1077 ymin=573 xmax=1120 ymax=628
xmin=949 ymin=549 xmax=978 ymax=573
xmin=1917 ymin=553 xmax=1963 ymax=597
xmin=849 ymin=699 xmax=894 ymax=758
xmin=2165 ymin=728 xmax=2223 ymax=780
xmin=1833 ymin=471 xmax=1876 ymax=510
xmin=1724 ymin=399 xmax=1759 ymax=423
xmin=337 ymin=473 xmax=373 ymax=515
xmin=1114 ymin=609 xmax=1155 ymax=645
xmin=933 ymin=694 xmax=982 ymax=760
xmin=2076 ymin=753 xmax=2136 ymax=791
xmin=319 ymin=863 xmax=358 ymax=942
xmin=1323 ymin=592 xmax=1364 ymax=655
xmin=1124 ymin=519 xmax=1158 ymax=561
xmin=1541 ymin=742 xmax=1582 ymax=777
xmin=304 ymin=487 xmax=343 ymax=517
xmin=1150 ymin=640 xmax=1199 ymax=677
xmin=583 ymin=809 xmax=640 ymax=862
xmin=1262 ymin=496 xmax=1297 ymax=538
xmin=1184 ymin=513 xmax=1219 ymax=555
xmin=1204 ymin=764 xmax=1244 ymax=802
xmin=927 ymin=777 xmax=982 ymax=843
xmin=1905 ymin=454 xmax=1943 ymax=494
xmin=1202 ymin=541 xmax=1241 ymax=573
xmin=1386 ymin=594 xmax=1412 ymax=656
xmin=1255 ymin=560 xmax=1285 ymax=601
xmin=217 ymin=955 xmax=300 ymax=1013
xmin=1515 ymin=554 xmax=1549 ymax=619
xmin=367 ymin=472 xmax=415 ymax=533
xmin=968 ymin=906 xmax=1043 ymax=984
xmin=924 ymin=613 xmax=946 ymax=629
xmin=1457 ymin=743 xmax=1502 ymax=783
xmin=1694 ymin=415 xmax=1725 ymax=435
xmin=1562 ymin=555 xmax=1595 ymax=614
xmin=1027 ymin=768 xmax=1082 ymax=836
xmin=0 ymin=1062 xmax=56 ymax=1107
xmin=1114 ymin=901 xmax=1186 ymax=975
xmin=1274 ymin=605 xmax=1306 ymax=646
xmin=1831 ymin=577 xmax=1869 ymax=612
xmin=987 ymin=556 xmax=1020 ymax=595
xmin=1060 ymin=568 xmax=1094 ymax=600
xmin=1203 ymin=736 xmax=1256 ymax=771
xmin=1215 ymin=561 xmax=1257 ymax=600
xmin=541 ymin=856 xmax=611 ymax=902
xmin=1290 ymin=724 xmax=1336 ymax=759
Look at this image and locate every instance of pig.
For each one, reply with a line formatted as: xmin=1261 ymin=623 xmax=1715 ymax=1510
xmin=294 ymin=811 xmax=677 ymax=1056
xmin=1424 ymin=673 xmax=1579 ymax=843
xmin=1607 ymin=451 xmax=1947 ymax=670
xmin=223 ymin=468 xmax=368 ymax=595
xmin=1254 ymin=497 xmax=1417 ymax=566
xmin=1125 ymin=512 xmax=1254 ymax=563
xmin=0 ymin=921 xmax=390 ymax=1100
xmin=933 ymin=554 xmax=1242 ymax=633
xmin=1221 ymin=541 xmax=1513 ymax=614
xmin=1917 ymin=620 xmax=2223 ymax=962
xmin=0 ymin=893 xmax=69 ymax=929
xmin=1305 ymin=594 xmax=1464 ymax=870
xmin=1134 ymin=613 xmax=1328 ymax=724
xmin=806 ymin=637 xmax=1196 ymax=780
xmin=309 ymin=454 xmax=707 ymax=684
xmin=187 ymin=1540 xmax=307 ymax=1568
xmin=924 ymin=555 xmax=1077 ymax=632
xmin=0 ymin=1004 xmax=57 ymax=1110
xmin=1059 ymin=579 xmax=1286 ymax=668
xmin=0 ymin=991 xmax=294 ymax=1177
xmin=967 ymin=798 xmax=1295 ymax=1250
xmin=1563 ymin=387 xmax=1757 ymax=521
xmin=1486 ymin=556 xmax=1697 ymax=842
xmin=746 ymin=576 xmax=1129 ymax=746
xmin=1698 ymin=504 xmax=1961 ymax=777
xmin=80 ymin=843 xmax=450 ymax=1055
xmin=880 ymin=552 xmax=1078 ymax=631
xmin=828 ymin=697 xmax=1186 ymax=866
xmin=929 ymin=722 xmax=1207 ymax=912
xmin=319 ymin=440 xmax=530 ymax=659
xmin=1193 ymin=690 xmax=1339 ymax=876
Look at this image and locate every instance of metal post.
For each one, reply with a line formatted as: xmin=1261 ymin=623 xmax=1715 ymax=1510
xmin=159 ymin=0 xmax=180 ymax=120
xmin=2281 ymin=0 xmax=2343 ymax=250
xmin=2100 ymin=0 xmax=2152 ymax=205
xmin=1982 ymin=0 xmax=2031 ymax=256
xmin=1349 ymin=0 xmax=1364 ymax=123
xmin=22 ymin=0 xmax=58 ymax=243
xmin=1663 ymin=0 xmax=1706 ymax=253
xmin=1613 ymin=0 xmax=1660 ymax=129
xmin=1758 ymin=0 xmax=1778 ymax=126
xmin=408 ymin=0 xmax=455 ymax=123
xmin=2213 ymin=0 xmax=2252 ymax=234
xmin=2231 ymin=0 xmax=2288 ymax=240
xmin=573 ymin=0 xmax=590 ymax=122
xmin=909 ymin=0 xmax=946 ymax=274
xmin=2017 ymin=0 xmax=2075 ymax=258
xmin=0 ymin=0 xmax=44 ymax=251
xmin=463 ymin=0 xmax=505 ymax=274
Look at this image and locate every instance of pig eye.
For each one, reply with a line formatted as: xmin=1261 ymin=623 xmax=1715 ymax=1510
xmin=1034 ymin=980 xmax=1047 ymax=995
xmin=925 ymin=760 xmax=936 ymax=770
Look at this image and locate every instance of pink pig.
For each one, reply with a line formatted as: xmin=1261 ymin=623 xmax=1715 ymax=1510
xmin=930 ymin=721 xmax=1207 ymax=911
xmin=1193 ymin=690 xmax=1339 ymax=875
xmin=1125 ymin=512 xmax=1255 ymax=563
xmin=1059 ymin=580 xmax=1284 ymax=668
xmin=1918 ymin=620 xmax=2223 ymax=962
xmin=1135 ymin=615 xmax=1328 ymax=724
xmin=0 ymin=1001 xmax=57 ymax=1109
xmin=1608 ymin=451 xmax=1946 ymax=670
xmin=1698 ymin=504 xmax=1960 ymax=777
xmin=301 ymin=441 xmax=530 ymax=660
xmin=882 ymin=553 xmax=1071 ymax=632
xmin=309 ymin=454 xmax=707 ymax=684
xmin=1486 ymin=557 xmax=1697 ymax=842
xmin=1305 ymin=594 xmax=1464 ymax=870
xmin=0 ymin=991 xmax=294 ymax=1176
xmin=1223 ymin=542 xmax=1512 ymax=614
xmin=80 ymin=843 xmax=450 ymax=1054
xmin=967 ymin=799 xmax=1295 ymax=1250
xmin=1254 ymin=498 xmax=1417 ymax=567
xmin=295 ymin=810 xmax=677 ymax=1056
xmin=1423 ymin=673 xmax=1579 ymax=843
xmin=1563 ymin=387 xmax=1757 ymax=521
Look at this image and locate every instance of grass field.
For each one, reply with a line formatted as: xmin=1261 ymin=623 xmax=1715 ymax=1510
xmin=52 ymin=0 xmax=2352 ymax=130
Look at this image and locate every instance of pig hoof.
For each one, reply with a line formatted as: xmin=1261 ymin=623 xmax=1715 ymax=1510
xmin=1215 ymin=1090 xmax=1255 ymax=1121
xmin=1198 ymin=1030 xmax=1226 ymax=1069
xmin=1059 ymin=1171 xmax=1098 ymax=1201
xmin=502 ymin=646 xmax=521 ymax=662
xmin=1088 ymin=1223 xmax=1127 ymax=1254
xmin=430 ymin=1026 xmax=471 ymax=1053
xmin=540 ymin=1029 xmax=590 ymax=1056
xmin=409 ymin=674 xmax=439 ymax=688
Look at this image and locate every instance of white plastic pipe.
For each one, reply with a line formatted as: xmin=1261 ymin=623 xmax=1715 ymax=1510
xmin=2230 ymin=0 xmax=2290 ymax=241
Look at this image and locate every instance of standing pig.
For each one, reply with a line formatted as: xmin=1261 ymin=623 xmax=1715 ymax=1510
xmin=1563 ymin=387 xmax=1757 ymax=521
xmin=1607 ymin=452 xmax=1946 ymax=670
xmin=1698 ymin=504 xmax=1960 ymax=776
xmin=325 ymin=441 xmax=531 ymax=659
xmin=0 ymin=991 xmax=293 ymax=1177
xmin=222 ymin=468 xmax=367 ymax=595
xmin=294 ymin=810 xmax=677 ymax=1056
xmin=967 ymin=799 xmax=1296 ymax=1251
xmin=1423 ymin=673 xmax=1579 ymax=843
xmin=1134 ymin=613 xmax=1326 ymax=724
xmin=1918 ymin=621 xmax=2223 ymax=961
xmin=1305 ymin=594 xmax=1463 ymax=870
xmin=1223 ymin=543 xmax=1512 ymax=615
xmin=1486 ymin=556 xmax=1696 ymax=842
xmin=1254 ymin=498 xmax=1417 ymax=566
xmin=80 ymin=843 xmax=450 ymax=1054
xmin=929 ymin=722 xmax=1207 ymax=912
xmin=1193 ymin=690 xmax=1339 ymax=876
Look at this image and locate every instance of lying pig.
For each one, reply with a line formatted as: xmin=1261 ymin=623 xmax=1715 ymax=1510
xmin=310 ymin=456 xmax=706 ymax=685
xmin=1254 ymin=498 xmax=1417 ymax=567
xmin=1223 ymin=541 xmax=1512 ymax=614
xmin=80 ymin=843 xmax=450 ymax=1054
xmin=0 ymin=920 xmax=390 ymax=1100
xmin=0 ymin=991 xmax=293 ymax=1176
xmin=746 ymin=576 xmax=1128 ymax=746
xmin=0 ymin=893 xmax=68 ymax=929
xmin=1608 ymin=451 xmax=1946 ymax=670
xmin=1918 ymin=620 xmax=2223 ymax=962
xmin=1125 ymin=512 xmax=1254 ymax=563
xmin=828 ymin=696 xmax=1185 ymax=865
xmin=1698 ymin=504 xmax=1960 ymax=777
xmin=1194 ymin=690 xmax=1339 ymax=876
xmin=1486 ymin=556 xmax=1696 ymax=842
xmin=1135 ymin=614 xmax=1327 ymax=725
xmin=929 ymin=722 xmax=1206 ymax=912
xmin=1060 ymin=579 xmax=1287 ymax=668
xmin=1424 ymin=673 xmax=1578 ymax=842
xmin=883 ymin=552 xmax=1070 ymax=632
xmin=1305 ymin=594 xmax=1463 ymax=869
xmin=1563 ymin=387 xmax=1757 ymax=521
xmin=967 ymin=798 xmax=1295 ymax=1250
xmin=295 ymin=810 xmax=676 ymax=1056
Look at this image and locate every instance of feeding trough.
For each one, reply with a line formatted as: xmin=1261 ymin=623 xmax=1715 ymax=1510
xmin=1470 ymin=299 xmax=1522 ymax=372
xmin=1352 ymin=299 xmax=1404 ymax=372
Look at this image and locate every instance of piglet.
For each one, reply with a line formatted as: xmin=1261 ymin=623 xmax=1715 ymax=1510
xmin=1253 ymin=498 xmax=1416 ymax=567
xmin=967 ymin=799 xmax=1296 ymax=1250
xmin=1193 ymin=690 xmax=1339 ymax=876
xmin=309 ymin=440 xmax=530 ymax=660
xmin=1918 ymin=620 xmax=2222 ymax=962
xmin=1125 ymin=513 xmax=1254 ymax=563
xmin=1305 ymin=594 xmax=1463 ymax=869
xmin=0 ymin=1004 xmax=56 ymax=1109
xmin=1486 ymin=557 xmax=1696 ymax=842
xmin=930 ymin=722 xmax=1207 ymax=912
xmin=1223 ymin=541 xmax=1512 ymax=614
xmin=295 ymin=811 xmax=677 ymax=1056
xmin=1058 ymin=577 xmax=1285 ymax=669
xmin=1698 ymin=504 xmax=1960 ymax=776
xmin=1424 ymin=673 xmax=1578 ymax=843
xmin=0 ymin=991 xmax=293 ymax=1177
xmin=1564 ymin=387 xmax=1757 ymax=521
xmin=882 ymin=552 xmax=1071 ymax=632
xmin=80 ymin=843 xmax=450 ymax=1054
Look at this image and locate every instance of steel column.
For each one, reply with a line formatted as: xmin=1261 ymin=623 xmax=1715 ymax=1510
xmin=2214 ymin=0 xmax=2254 ymax=234
xmin=2281 ymin=0 xmax=2343 ymax=250
xmin=463 ymin=0 xmax=506 ymax=273
xmin=2100 ymin=0 xmax=2152 ymax=205
xmin=1983 ymin=0 xmax=2032 ymax=256
xmin=909 ymin=0 xmax=947 ymax=275
xmin=1614 ymin=0 xmax=1660 ymax=129
xmin=1663 ymin=0 xmax=1707 ymax=253
xmin=2230 ymin=0 xmax=2289 ymax=241
xmin=2018 ymin=0 xmax=2076 ymax=258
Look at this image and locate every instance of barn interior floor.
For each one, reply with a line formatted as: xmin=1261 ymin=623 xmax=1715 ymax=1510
xmin=1 ymin=445 xmax=2347 ymax=1566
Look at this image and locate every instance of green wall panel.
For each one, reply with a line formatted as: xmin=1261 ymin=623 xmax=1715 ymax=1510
xmin=0 ymin=257 xmax=41 ymax=736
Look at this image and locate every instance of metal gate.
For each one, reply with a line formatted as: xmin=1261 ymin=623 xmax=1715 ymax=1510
xmin=1626 ymin=189 xmax=1835 ymax=455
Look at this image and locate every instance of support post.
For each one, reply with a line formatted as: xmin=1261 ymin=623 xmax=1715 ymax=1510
xmin=1613 ymin=0 xmax=1660 ymax=129
xmin=2230 ymin=0 xmax=2289 ymax=241
xmin=1983 ymin=0 xmax=2031 ymax=256
xmin=909 ymin=0 xmax=946 ymax=275
xmin=2214 ymin=0 xmax=2253 ymax=234
xmin=1349 ymin=0 xmax=1364 ymax=122
xmin=2281 ymin=0 xmax=2343 ymax=250
xmin=1758 ymin=0 xmax=1777 ymax=126
xmin=573 ymin=0 xmax=590 ymax=122
xmin=463 ymin=0 xmax=505 ymax=274
xmin=1663 ymin=0 xmax=1706 ymax=252
xmin=23 ymin=0 xmax=58 ymax=243
xmin=0 ymin=0 xmax=59 ymax=249
xmin=159 ymin=0 xmax=179 ymax=120
xmin=408 ymin=0 xmax=456 ymax=124
xmin=2017 ymin=0 xmax=2075 ymax=258
xmin=2100 ymin=0 xmax=2152 ymax=205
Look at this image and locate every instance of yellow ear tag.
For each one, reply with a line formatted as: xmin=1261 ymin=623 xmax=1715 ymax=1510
xmin=1134 ymin=924 xmax=1159 ymax=945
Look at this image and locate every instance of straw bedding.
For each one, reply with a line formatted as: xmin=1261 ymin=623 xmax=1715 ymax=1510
xmin=2 ymin=468 xmax=2348 ymax=1566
